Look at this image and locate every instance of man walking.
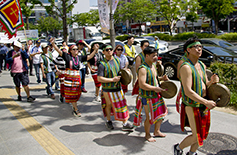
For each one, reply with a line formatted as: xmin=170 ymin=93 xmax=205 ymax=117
xmin=40 ymin=43 xmax=56 ymax=99
xmin=0 ymin=42 xmax=8 ymax=73
xmin=30 ymin=39 xmax=42 ymax=84
xmin=6 ymin=40 xmax=35 ymax=102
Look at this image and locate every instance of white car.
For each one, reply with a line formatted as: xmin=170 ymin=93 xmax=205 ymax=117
xmin=123 ymin=38 xmax=168 ymax=55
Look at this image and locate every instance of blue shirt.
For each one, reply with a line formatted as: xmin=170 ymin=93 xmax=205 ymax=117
xmin=0 ymin=46 xmax=8 ymax=54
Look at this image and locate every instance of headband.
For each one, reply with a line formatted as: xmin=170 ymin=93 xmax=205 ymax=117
xmin=187 ymin=41 xmax=201 ymax=49
xmin=103 ymin=45 xmax=112 ymax=51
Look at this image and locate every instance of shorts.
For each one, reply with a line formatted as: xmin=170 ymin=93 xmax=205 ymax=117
xmin=141 ymin=97 xmax=148 ymax=105
xmin=13 ymin=72 xmax=29 ymax=87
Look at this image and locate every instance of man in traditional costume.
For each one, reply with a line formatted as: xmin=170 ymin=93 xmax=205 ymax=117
xmin=173 ymin=37 xmax=219 ymax=155
xmin=97 ymin=44 xmax=133 ymax=131
xmin=133 ymin=46 xmax=168 ymax=142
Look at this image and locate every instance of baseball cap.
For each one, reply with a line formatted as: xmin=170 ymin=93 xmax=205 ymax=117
xmin=155 ymin=36 xmax=158 ymax=39
xmin=36 ymin=39 xmax=41 ymax=44
xmin=13 ymin=40 xmax=22 ymax=48
xmin=77 ymin=40 xmax=84 ymax=45
xmin=41 ymin=43 xmax=48 ymax=48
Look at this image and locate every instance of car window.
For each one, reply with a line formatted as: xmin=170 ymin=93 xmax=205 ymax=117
xmin=201 ymin=40 xmax=215 ymax=45
xmin=200 ymin=49 xmax=212 ymax=58
xmin=204 ymin=46 xmax=237 ymax=56
xmin=172 ymin=48 xmax=185 ymax=55
xmin=219 ymin=41 xmax=234 ymax=48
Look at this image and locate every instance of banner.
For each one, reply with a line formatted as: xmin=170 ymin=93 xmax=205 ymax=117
xmin=0 ymin=0 xmax=24 ymax=39
xmin=112 ymin=0 xmax=119 ymax=14
xmin=98 ymin=0 xmax=110 ymax=34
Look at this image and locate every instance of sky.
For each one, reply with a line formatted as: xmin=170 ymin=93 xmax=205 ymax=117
xmin=90 ymin=0 xmax=98 ymax=6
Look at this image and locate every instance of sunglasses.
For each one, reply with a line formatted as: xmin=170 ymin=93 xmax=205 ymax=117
xmin=117 ymin=48 xmax=123 ymax=51
xmin=192 ymin=45 xmax=203 ymax=49
xmin=72 ymin=48 xmax=78 ymax=51
xmin=105 ymin=48 xmax=113 ymax=52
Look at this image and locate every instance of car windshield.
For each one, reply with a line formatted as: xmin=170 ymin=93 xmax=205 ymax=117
xmin=219 ymin=41 xmax=234 ymax=48
xmin=204 ymin=46 xmax=237 ymax=56
xmin=91 ymin=32 xmax=102 ymax=37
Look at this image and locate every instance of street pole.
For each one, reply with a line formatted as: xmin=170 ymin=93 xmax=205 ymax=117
xmin=109 ymin=0 xmax=115 ymax=49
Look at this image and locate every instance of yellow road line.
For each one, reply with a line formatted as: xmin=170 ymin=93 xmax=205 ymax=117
xmin=0 ymin=86 xmax=77 ymax=155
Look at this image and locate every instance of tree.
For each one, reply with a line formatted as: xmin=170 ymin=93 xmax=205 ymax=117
xmin=37 ymin=16 xmax=62 ymax=36
xmin=114 ymin=0 xmax=156 ymax=35
xmin=19 ymin=0 xmax=42 ymax=30
xmin=155 ymin=0 xmax=189 ymax=36
xmin=70 ymin=10 xmax=100 ymax=27
xmin=185 ymin=1 xmax=201 ymax=31
xmin=199 ymin=0 xmax=235 ymax=35
xmin=43 ymin=0 xmax=77 ymax=42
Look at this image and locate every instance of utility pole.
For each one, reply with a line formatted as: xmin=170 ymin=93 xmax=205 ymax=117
xmin=109 ymin=0 xmax=115 ymax=49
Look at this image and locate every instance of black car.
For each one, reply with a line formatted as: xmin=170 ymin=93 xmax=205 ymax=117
xmin=159 ymin=44 xmax=237 ymax=79
xmin=200 ymin=38 xmax=237 ymax=53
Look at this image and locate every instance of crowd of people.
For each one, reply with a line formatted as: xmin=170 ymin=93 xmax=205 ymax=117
xmin=0 ymin=35 xmax=219 ymax=155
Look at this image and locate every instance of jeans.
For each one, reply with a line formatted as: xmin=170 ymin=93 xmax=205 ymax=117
xmin=0 ymin=54 xmax=6 ymax=71
xmin=80 ymin=67 xmax=86 ymax=89
xmin=33 ymin=64 xmax=41 ymax=83
xmin=55 ymin=78 xmax=60 ymax=90
xmin=45 ymin=72 xmax=55 ymax=95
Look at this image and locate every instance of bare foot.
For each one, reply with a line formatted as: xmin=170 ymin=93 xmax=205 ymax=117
xmin=153 ymin=131 xmax=166 ymax=137
xmin=145 ymin=135 xmax=156 ymax=142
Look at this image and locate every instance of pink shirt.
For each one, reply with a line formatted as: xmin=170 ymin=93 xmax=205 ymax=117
xmin=11 ymin=51 xmax=27 ymax=73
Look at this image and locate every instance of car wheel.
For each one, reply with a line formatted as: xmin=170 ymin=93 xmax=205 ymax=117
xmin=164 ymin=64 xmax=177 ymax=80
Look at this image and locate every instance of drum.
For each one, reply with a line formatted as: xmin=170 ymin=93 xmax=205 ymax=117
xmin=156 ymin=63 xmax=164 ymax=77
xmin=160 ymin=81 xmax=177 ymax=99
xmin=206 ymin=69 xmax=213 ymax=81
xmin=207 ymin=83 xmax=230 ymax=107
xmin=118 ymin=69 xmax=132 ymax=85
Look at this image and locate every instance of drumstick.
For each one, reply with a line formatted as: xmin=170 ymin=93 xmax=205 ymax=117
xmin=203 ymin=98 xmax=220 ymax=114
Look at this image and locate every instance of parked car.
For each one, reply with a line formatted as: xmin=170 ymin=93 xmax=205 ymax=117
xmin=123 ymin=38 xmax=168 ymax=55
xmin=200 ymin=38 xmax=237 ymax=53
xmin=159 ymin=44 xmax=237 ymax=79
xmin=200 ymin=31 xmax=213 ymax=34
xmin=136 ymin=36 xmax=169 ymax=48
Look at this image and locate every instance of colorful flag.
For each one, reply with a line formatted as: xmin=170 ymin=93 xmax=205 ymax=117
xmin=0 ymin=0 xmax=24 ymax=39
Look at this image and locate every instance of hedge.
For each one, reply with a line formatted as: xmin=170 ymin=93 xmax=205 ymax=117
xmin=209 ymin=62 xmax=237 ymax=107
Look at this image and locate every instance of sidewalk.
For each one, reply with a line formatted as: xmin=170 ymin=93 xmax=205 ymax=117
xmin=0 ymin=70 xmax=237 ymax=155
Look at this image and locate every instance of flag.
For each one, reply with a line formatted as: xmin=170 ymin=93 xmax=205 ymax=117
xmin=0 ymin=0 xmax=24 ymax=39
xmin=98 ymin=0 xmax=110 ymax=34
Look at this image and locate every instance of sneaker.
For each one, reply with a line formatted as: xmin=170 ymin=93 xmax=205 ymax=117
xmin=17 ymin=96 xmax=22 ymax=101
xmin=51 ymin=94 xmax=56 ymax=99
xmin=122 ymin=123 xmax=134 ymax=132
xmin=105 ymin=120 xmax=114 ymax=130
xmin=81 ymin=88 xmax=87 ymax=93
xmin=59 ymin=94 xmax=64 ymax=103
xmin=72 ymin=110 xmax=81 ymax=117
xmin=95 ymin=96 xmax=101 ymax=102
xmin=27 ymin=96 xmax=36 ymax=102
xmin=173 ymin=144 xmax=183 ymax=155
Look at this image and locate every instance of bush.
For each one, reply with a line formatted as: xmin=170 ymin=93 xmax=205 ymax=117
xmin=209 ymin=62 xmax=237 ymax=106
xmin=115 ymin=34 xmax=129 ymax=41
xmin=217 ymin=33 xmax=237 ymax=41
xmin=172 ymin=32 xmax=216 ymax=41
xmin=145 ymin=33 xmax=173 ymax=41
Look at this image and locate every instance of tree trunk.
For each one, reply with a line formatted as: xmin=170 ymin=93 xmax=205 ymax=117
xmin=26 ymin=16 xmax=29 ymax=30
xmin=215 ymin=19 xmax=219 ymax=35
xmin=62 ymin=0 xmax=67 ymax=43
xmin=168 ymin=24 xmax=172 ymax=36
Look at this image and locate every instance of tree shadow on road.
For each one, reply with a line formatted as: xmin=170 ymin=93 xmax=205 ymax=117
xmin=93 ymin=133 xmax=147 ymax=154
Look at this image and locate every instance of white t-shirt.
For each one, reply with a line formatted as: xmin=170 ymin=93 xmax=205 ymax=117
xmin=78 ymin=48 xmax=88 ymax=69
xmin=31 ymin=46 xmax=42 ymax=64
xmin=39 ymin=53 xmax=53 ymax=73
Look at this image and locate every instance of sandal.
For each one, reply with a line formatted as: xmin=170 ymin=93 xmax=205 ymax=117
xmin=72 ymin=110 xmax=81 ymax=117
